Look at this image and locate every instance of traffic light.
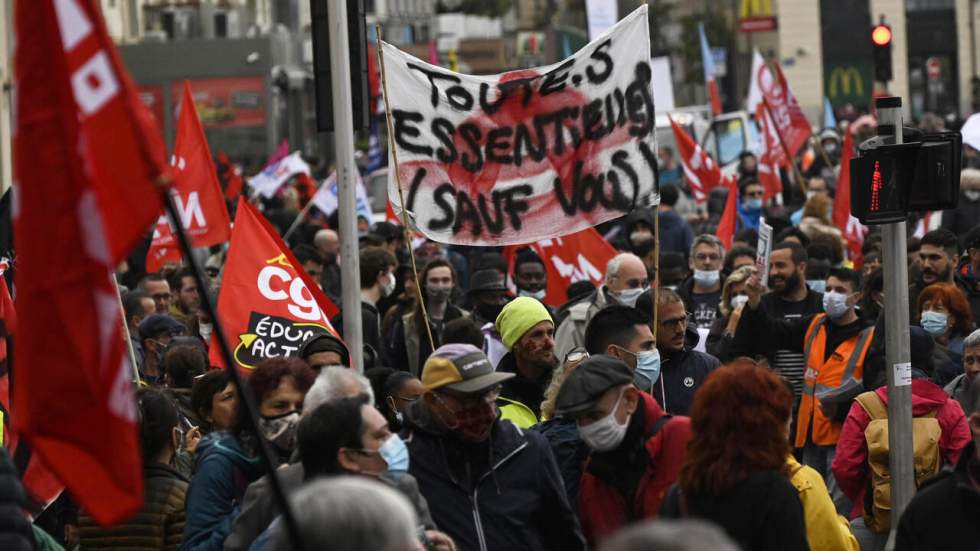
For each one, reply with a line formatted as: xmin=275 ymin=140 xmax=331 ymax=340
xmin=310 ymin=0 xmax=370 ymax=132
xmin=871 ymin=23 xmax=893 ymax=83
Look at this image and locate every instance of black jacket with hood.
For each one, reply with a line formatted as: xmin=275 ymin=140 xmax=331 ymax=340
xmin=401 ymin=400 xmax=585 ymax=551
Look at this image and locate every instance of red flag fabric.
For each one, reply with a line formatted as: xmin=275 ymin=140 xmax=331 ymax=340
xmin=13 ymin=0 xmax=170 ymax=525
xmin=759 ymin=61 xmax=812 ymax=161
xmin=716 ymin=177 xmax=739 ymax=249
xmin=145 ymin=217 xmax=183 ymax=272
xmin=218 ymin=151 xmax=245 ymax=201
xmin=669 ymin=116 xmax=721 ymax=204
xmin=503 ymin=227 xmax=617 ymax=307
xmin=210 ymin=201 xmax=344 ymax=371
xmin=832 ymin=129 xmax=867 ymax=262
xmin=755 ymin=105 xmax=784 ymax=200
xmin=148 ymin=81 xmax=231 ymax=258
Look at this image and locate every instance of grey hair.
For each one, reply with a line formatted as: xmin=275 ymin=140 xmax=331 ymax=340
xmin=605 ymin=253 xmax=642 ymax=284
xmin=963 ymin=328 xmax=980 ymax=351
xmin=599 ymin=519 xmax=739 ymax=551
xmin=303 ymin=366 xmax=374 ymax=415
xmin=272 ymin=476 xmax=418 ymax=551
xmin=313 ymin=228 xmax=338 ymax=248
xmin=690 ymin=234 xmax=725 ymax=259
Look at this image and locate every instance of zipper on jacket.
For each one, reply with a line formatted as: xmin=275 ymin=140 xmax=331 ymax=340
xmin=468 ymin=440 xmax=529 ymax=551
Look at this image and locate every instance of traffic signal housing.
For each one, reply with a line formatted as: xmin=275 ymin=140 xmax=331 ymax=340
xmin=872 ymin=24 xmax=893 ymax=83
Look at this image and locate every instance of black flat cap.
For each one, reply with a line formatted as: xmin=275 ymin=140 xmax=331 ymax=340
xmin=555 ymin=355 xmax=633 ymax=418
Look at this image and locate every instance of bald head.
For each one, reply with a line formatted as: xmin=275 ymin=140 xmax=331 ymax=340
xmin=314 ymin=229 xmax=340 ymax=258
xmin=605 ymin=253 xmax=648 ymax=293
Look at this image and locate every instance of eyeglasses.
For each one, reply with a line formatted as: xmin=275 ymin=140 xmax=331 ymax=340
xmin=659 ymin=314 xmax=690 ymax=329
xmin=694 ymin=253 xmax=721 ymax=262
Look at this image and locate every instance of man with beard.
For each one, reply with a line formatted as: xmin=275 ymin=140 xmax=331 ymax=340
xmin=911 ymin=229 xmax=980 ymax=323
xmin=734 ymin=241 xmax=823 ymax=409
xmin=494 ymin=297 xmax=557 ymax=427
xmin=403 ymin=344 xmax=585 ymax=551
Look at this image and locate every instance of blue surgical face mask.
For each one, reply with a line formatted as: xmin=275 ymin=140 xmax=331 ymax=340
xmin=920 ymin=310 xmax=949 ymax=337
xmin=744 ymin=198 xmax=763 ymax=210
xmin=822 ymin=291 xmax=851 ymax=319
xmin=376 ymin=434 xmax=410 ymax=481
xmin=633 ymin=349 xmax=662 ymax=393
xmin=807 ymin=279 xmax=827 ymax=294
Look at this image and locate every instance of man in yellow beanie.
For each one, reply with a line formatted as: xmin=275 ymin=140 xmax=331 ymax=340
xmin=494 ymin=296 xmax=556 ymax=427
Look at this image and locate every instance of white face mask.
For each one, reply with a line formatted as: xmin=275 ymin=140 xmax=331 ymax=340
xmin=822 ymin=290 xmax=851 ymax=319
xmin=694 ymin=269 xmax=720 ymax=287
xmin=966 ymin=190 xmax=980 ymax=202
xmin=578 ymin=389 xmax=630 ymax=452
xmin=381 ymin=271 xmax=397 ymax=298
xmin=199 ymin=321 xmax=213 ymax=342
xmin=519 ymin=288 xmax=547 ymax=301
xmin=616 ymin=287 xmax=647 ymax=308
xmin=730 ymin=294 xmax=749 ymax=310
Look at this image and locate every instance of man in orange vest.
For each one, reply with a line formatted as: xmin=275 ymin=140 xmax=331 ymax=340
xmin=734 ymin=266 xmax=874 ymax=516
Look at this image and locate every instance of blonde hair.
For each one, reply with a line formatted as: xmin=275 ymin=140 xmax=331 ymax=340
xmin=540 ymin=360 xmax=582 ymax=421
xmin=719 ymin=265 xmax=756 ymax=318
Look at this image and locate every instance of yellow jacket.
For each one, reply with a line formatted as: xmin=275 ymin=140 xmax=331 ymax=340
xmin=787 ymin=455 xmax=859 ymax=551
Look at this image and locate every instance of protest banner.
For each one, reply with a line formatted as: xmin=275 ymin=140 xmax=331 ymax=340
xmin=14 ymin=0 xmax=171 ymax=524
xmin=249 ymin=151 xmax=311 ymax=198
xmin=382 ymin=5 xmax=658 ymax=246
xmin=146 ymin=81 xmax=232 ymax=271
xmin=756 ymin=218 xmax=773 ymax=287
xmin=669 ymin=115 xmax=720 ymax=204
xmin=210 ymin=201 xmax=343 ymax=372
xmin=505 ymin=226 xmax=617 ymax=307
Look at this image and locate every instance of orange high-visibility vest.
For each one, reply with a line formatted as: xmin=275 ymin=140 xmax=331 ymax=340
xmin=795 ymin=314 xmax=875 ymax=448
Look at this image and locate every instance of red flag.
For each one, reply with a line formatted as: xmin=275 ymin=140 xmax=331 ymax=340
xmin=218 ymin=151 xmax=245 ymax=201
xmin=669 ymin=116 xmax=721 ymax=204
xmin=716 ymin=177 xmax=739 ymax=249
xmin=503 ymin=227 xmax=617 ymax=307
xmin=832 ymin=129 xmax=867 ymax=262
xmin=145 ymin=218 xmax=183 ymax=272
xmin=13 ymin=0 xmax=170 ymax=525
xmin=759 ymin=61 xmax=812 ymax=161
xmin=755 ymin=105 xmax=784 ymax=200
xmin=386 ymin=198 xmax=401 ymax=225
xmin=210 ymin=201 xmax=344 ymax=372
xmin=147 ymin=81 xmax=231 ymax=267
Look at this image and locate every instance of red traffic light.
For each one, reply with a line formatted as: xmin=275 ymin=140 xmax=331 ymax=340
xmin=872 ymin=24 xmax=892 ymax=46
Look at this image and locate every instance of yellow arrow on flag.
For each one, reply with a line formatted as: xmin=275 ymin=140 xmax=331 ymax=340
xmin=239 ymin=333 xmax=259 ymax=349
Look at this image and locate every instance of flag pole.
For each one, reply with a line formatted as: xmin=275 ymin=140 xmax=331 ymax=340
xmin=375 ymin=24 xmax=436 ymax=354
xmin=281 ymin=193 xmax=319 ymax=242
xmin=760 ymin=95 xmax=807 ymax=195
xmin=161 ymin=191 xmax=307 ymax=551
xmin=651 ymin=204 xmax=660 ymax=341
xmin=112 ymin=275 xmax=142 ymax=384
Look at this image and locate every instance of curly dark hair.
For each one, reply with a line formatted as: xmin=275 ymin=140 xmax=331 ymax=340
xmin=246 ymin=357 xmax=317 ymax=405
xmin=679 ymin=358 xmax=793 ymax=497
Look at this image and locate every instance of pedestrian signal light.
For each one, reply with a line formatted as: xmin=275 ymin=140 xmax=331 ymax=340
xmin=871 ymin=25 xmax=892 ymax=46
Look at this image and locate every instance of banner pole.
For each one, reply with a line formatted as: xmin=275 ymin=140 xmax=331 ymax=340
xmin=281 ymin=192 xmax=319 ymax=243
xmin=375 ymin=25 xmax=436 ymax=354
xmin=161 ymin=191 xmax=307 ymax=551
xmin=651 ymin=205 xmax=660 ymax=341
xmin=112 ymin=274 xmax=142 ymax=384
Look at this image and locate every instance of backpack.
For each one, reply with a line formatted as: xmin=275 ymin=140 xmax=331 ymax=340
xmin=855 ymin=391 xmax=942 ymax=534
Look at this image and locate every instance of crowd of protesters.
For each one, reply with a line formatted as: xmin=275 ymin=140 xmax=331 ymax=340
xmin=5 ymin=116 xmax=980 ymax=551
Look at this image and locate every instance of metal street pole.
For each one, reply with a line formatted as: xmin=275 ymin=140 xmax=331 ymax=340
xmin=0 ymin=0 xmax=13 ymax=196
xmin=875 ymin=96 xmax=915 ymax=542
xmin=325 ymin=0 xmax=363 ymax=371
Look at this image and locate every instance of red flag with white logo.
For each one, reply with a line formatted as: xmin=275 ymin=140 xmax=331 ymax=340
xmin=210 ymin=201 xmax=343 ymax=372
xmin=146 ymin=81 xmax=231 ymax=268
xmin=759 ymin=61 xmax=812 ymax=161
xmin=13 ymin=0 xmax=169 ymax=525
xmin=832 ymin=129 xmax=868 ymax=262
xmin=755 ymin=104 xmax=784 ymax=200
xmin=503 ymin=227 xmax=617 ymax=307
xmin=669 ymin=116 xmax=721 ymax=204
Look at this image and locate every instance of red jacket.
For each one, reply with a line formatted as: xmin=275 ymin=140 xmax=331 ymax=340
xmin=578 ymin=392 xmax=691 ymax=546
xmin=831 ymin=379 xmax=971 ymax=519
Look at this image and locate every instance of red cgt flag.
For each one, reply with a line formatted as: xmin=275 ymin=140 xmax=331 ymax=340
xmin=146 ymin=81 xmax=232 ymax=270
xmin=503 ymin=227 xmax=618 ymax=307
xmin=668 ymin=116 xmax=722 ymax=204
xmin=759 ymin=61 xmax=812 ymax=161
xmin=210 ymin=201 xmax=344 ymax=372
xmin=755 ymin=104 xmax=785 ymax=201
xmin=13 ymin=0 xmax=170 ymax=525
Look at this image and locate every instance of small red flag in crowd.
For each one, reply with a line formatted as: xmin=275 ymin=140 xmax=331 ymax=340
xmin=759 ymin=61 xmax=812 ymax=161
xmin=13 ymin=0 xmax=171 ymax=525
xmin=833 ymin=128 xmax=868 ymax=263
xmin=218 ymin=151 xmax=246 ymax=201
xmin=716 ymin=177 xmax=740 ymax=249
xmin=755 ymin=104 xmax=785 ymax=201
xmin=210 ymin=201 xmax=344 ymax=372
xmin=504 ymin=227 xmax=618 ymax=307
xmin=146 ymin=81 xmax=232 ymax=271
xmin=668 ymin=116 xmax=721 ymax=204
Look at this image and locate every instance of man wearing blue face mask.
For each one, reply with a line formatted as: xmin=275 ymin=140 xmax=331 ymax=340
xmin=584 ymin=306 xmax=661 ymax=394
xmin=554 ymin=356 xmax=691 ymax=547
xmin=734 ymin=266 xmax=874 ymax=517
xmin=736 ymin=178 xmax=766 ymax=233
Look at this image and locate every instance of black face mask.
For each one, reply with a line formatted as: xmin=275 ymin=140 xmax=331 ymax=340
xmin=476 ymin=302 xmax=505 ymax=323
